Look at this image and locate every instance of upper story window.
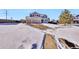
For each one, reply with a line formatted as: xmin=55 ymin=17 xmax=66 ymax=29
xmin=29 ymin=12 xmax=48 ymax=18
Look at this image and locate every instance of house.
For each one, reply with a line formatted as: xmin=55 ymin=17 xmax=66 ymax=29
xmin=48 ymin=20 xmax=58 ymax=24
xmin=26 ymin=12 xmax=50 ymax=24
xmin=73 ymin=15 xmax=79 ymax=24
xmin=30 ymin=12 xmax=48 ymax=18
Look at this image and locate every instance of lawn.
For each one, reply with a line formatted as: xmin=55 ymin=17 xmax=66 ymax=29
xmin=44 ymin=34 xmax=57 ymax=49
xmin=30 ymin=24 xmax=49 ymax=30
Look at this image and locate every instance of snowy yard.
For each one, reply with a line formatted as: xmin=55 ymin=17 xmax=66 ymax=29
xmin=0 ymin=23 xmax=79 ymax=49
xmin=54 ymin=26 xmax=79 ymax=46
xmin=42 ymin=23 xmax=79 ymax=48
xmin=0 ymin=23 xmax=44 ymax=49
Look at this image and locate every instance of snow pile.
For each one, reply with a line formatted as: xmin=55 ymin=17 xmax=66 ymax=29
xmin=0 ymin=23 xmax=44 ymax=49
xmin=54 ymin=26 xmax=79 ymax=48
xmin=42 ymin=23 xmax=59 ymax=29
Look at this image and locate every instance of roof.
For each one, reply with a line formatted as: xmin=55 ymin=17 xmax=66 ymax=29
xmin=31 ymin=11 xmax=39 ymax=14
xmin=76 ymin=15 xmax=79 ymax=17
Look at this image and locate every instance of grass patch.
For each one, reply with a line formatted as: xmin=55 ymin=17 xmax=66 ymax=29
xmin=44 ymin=34 xmax=57 ymax=49
xmin=30 ymin=24 xmax=49 ymax=30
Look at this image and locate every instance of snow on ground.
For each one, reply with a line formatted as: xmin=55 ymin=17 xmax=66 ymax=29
xmin=54 ymin=26 xmax=79 ymax=46
xmin=0 ymin=23 xmax=44 ymax=49
xmin=42 ymin=23 xmax=60 ymax=29
xmin=42 ymin=23 xmax=79 ymax=48
xmin=1 ymin=23 xmax=79 ymax=49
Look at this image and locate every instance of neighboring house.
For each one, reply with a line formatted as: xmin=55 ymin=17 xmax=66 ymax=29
xmin=73 ymin=15 xmax=79 ymax=24
xmin=26 ymin=12 xmax=50 ymax=24
xmin=48 ymin=20 xmax=58 ymax=24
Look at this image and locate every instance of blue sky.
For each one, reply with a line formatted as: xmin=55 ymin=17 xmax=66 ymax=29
xmin=0 ymin=9 xmax=79 ymax=20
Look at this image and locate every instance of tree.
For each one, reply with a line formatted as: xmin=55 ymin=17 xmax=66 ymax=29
xmin=59 ymin=9 xmax=73 ymax=25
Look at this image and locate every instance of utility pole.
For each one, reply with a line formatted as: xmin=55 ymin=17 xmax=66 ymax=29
xmin=6 ymin=10 xmax=7 ymax=20
xmin=11 ymin=17 xmax=13 ymax=20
